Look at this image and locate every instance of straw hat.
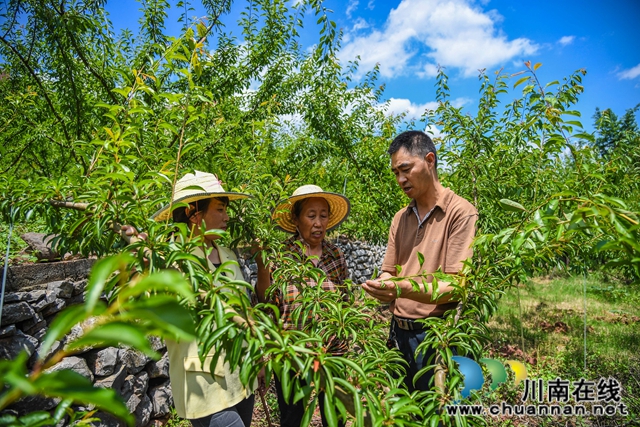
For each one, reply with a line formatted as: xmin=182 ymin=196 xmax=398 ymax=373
xmin=152 ymin=170 xmax=249 ymax=221
xmin=272 ymin=185 xmax=350 ymax=233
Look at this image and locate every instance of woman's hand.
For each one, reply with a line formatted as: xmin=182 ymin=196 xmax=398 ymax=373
xmin=119 ymin=224 xmax=148 ymax=244
xmin=253 ymin=245 xmax=272 ymax=303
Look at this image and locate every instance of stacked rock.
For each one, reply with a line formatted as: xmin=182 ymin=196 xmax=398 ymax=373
xmin=0 ymin=262 xmax=172 ymax=427
xmin=333 ymin=238 xmax=386 ymax=285
xmin=237 ymin=238 xmax=387 ymax=287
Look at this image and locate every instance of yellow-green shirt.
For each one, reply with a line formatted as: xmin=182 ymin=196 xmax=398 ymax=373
xmin=167 ymin=243 xmax=254 ymax=419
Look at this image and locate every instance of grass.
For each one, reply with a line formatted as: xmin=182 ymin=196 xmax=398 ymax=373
xmin=164 ymin=408 xmax=191 ymax=427
xmin=163 ymin=385 xmax=284 ymax=427
xmin=484 ymin=275 xmax=640 ymax=426
xmin=0 ymin=219 xmax=47 ymax=264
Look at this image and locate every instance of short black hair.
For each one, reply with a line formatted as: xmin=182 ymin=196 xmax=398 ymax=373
xmin=387 ymin=130 xmax=438 ymax=168
xmin=172 ymin=197 xmax=229 ymax=224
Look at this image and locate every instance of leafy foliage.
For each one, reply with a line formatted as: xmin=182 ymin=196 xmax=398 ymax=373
xmin=1 ymin=1 xmax=639 ymax=426
xmin=0 ymin=255 xmax=196 ymax=426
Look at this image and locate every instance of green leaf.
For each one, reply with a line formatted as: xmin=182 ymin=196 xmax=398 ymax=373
xmin=417 ymin=251 xmax=425 ymax=267
xmin=281 ymin=359 xmax=292 ymax=404
xmin=39 ymin=305 xmax=93 ymax=361
xmin=14 ymin=412 xmax=52 ymax=427
xmin=0 ymin=414 xmax=18 ymax=426
xmin=52 ymin=399 xmax=73 ymax=423
xmin=86 ymin=254 xmax=133 ymax=313
xmin=499 ymin=199 xmax=526 ymax=212
xmin=119 ymin=296 xmax=196 ymax=341
xmin=66 ymin=322 xmax=157 ymax=357
xmin=512 ymin=232 xmax=526 ymax=253
xmin=370 ymin=266 xmax=378 ymax=281
xmin=513 ymin=76 xmax=530 ymax=88
xmin=0 ymin=353 xmax=34 ymax=395
xmin=117 ymin=270 xmax=194 ymax=302
xmin=34 ymin=370 xmax=133 ymax=425
xmin=300 ymin=396 xmax=317 ymax=427
xmin=323 ymin=390 xmax=338 ymax=426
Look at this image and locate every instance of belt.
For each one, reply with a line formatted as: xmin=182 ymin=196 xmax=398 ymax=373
xmin=393 ymin=315 xmax=427 ymax=331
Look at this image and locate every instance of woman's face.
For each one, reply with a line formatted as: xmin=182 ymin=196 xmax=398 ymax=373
xmin=190 ymin=198 xmax=229 ymax=241
xmin=293 ymin=197 xmax=329 ymax=248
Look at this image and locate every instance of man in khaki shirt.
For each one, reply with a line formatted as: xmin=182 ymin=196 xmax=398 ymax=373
xmin=362 ymin=130 xmax=478 ymax=392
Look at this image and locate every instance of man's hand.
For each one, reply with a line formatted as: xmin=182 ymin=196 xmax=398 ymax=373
xmin=362 ymin=278 xmax=400 ymax=303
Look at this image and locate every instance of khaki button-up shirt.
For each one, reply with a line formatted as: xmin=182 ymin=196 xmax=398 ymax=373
xmin=381 ymin=187 xmax=478 ymax=319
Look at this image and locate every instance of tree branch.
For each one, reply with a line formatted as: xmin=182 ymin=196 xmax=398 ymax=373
xmin=1 ymin=136 xmax=34 ymax=174
xmin=66 ymin=31 xmax=119 ymax=105
xmin=1 ymin=0 xmax=22 ymax=39
xmin=0 ymin=34 xmax=72 ymax=143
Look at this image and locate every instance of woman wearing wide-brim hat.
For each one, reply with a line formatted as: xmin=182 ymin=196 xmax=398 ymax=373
xmin=152 ymin=170 xmax=256 ymax=427
xmin=256 ymin=184 xmax=350 ymax=427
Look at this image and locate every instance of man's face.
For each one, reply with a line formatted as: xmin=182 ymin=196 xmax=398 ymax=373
xmin=390 ymin=146 xmax=435 ymax=200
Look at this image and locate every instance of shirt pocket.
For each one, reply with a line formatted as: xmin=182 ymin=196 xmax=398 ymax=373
xmin=183 ymin=355 xmax=226 ymax=377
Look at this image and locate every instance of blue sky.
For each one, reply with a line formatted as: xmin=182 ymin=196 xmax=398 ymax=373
xmin=108 ymin=0 xmax=640 ymax=133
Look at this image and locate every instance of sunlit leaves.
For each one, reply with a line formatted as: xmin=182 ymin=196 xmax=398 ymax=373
xmin=499 ymin=199 xmax=526 ymax=213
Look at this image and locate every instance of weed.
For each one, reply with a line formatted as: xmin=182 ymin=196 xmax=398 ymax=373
xmin=0 ymin=219 xmax=47 ymax=264
xmin=486 ymin=276 xmax=639 ymax=426
xmin=165 ymin=408 xmax=190 ymax=427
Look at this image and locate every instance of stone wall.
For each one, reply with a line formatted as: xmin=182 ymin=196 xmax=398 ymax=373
xmin=0 ymin=260 xmax=172 ymax=427
xmin=1 ymin=239 xmax=387 ymax=426
xmin=239 ymin=237 xmax=387 ymax=286
xmin=336 ymin=238 xmax=387 ymax=284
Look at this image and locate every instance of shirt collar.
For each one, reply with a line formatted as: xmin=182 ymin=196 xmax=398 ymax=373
xmin=191 ymin=241 xmax=225 ymax=270
xmin=406 ymin=187 xmax=453 ymax=216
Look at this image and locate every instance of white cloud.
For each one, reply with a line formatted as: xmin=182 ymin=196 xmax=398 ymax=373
xmin=417 ymin=63 xmax=440 ymax=78
xmin=383 ymin=96 xmax=471 ymax=119
xmin=340 ymin=0 xmax=538 ymax=80
xmin=346 ymin=0 xmax=359 ymax=19
xmin=367 ymin=0 xmax=375 ymax=10
xmin=351 ymin=17 xmax=369 ymax=32
xmin=618 ymin=63 xmax=640 ymax=80
xmin=386 ymin=98 xmax=439 ymax=118
xmin=451 ymin=97 xmax=473 ymax=108
xmin=425 ymin=124 xmax=443 ymax=139
xmin=558 ymin=36 xmax=575 ymax=46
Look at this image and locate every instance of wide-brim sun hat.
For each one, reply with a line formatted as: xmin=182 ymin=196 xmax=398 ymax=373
xmin=152 ymin=170 xmax=249 ymax=222
xmin=272 ymin=184 xmax=350 ymax=233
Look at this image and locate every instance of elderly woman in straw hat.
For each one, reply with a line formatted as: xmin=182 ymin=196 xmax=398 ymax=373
xmin=128 ymin=171 xmax=256 ymax=427
xmin=256 ymin=184 xmax=350 ymax=427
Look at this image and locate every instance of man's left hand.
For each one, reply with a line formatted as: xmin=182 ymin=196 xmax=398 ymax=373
xmin=362 ymin=279 xmax=399 ymax=303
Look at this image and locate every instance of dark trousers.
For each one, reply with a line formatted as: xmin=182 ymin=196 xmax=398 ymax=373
xmin=391 ymin=318 xmax=455 ymax=393
xmin=274 ymin=375 xmax=345 ymax=427
xmin=190 ymin=395 xmax=255 ymax=427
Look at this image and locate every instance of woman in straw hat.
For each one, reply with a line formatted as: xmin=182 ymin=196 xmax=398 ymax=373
xmin=256 ymin=184 xmax=350 ymax=427
xmin=130 ymin=171 xmax=256 ymax=427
